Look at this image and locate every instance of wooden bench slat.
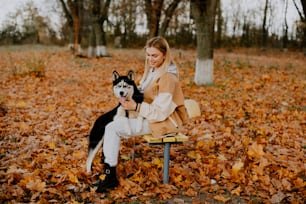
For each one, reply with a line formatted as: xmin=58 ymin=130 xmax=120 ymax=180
xmin=143 ymin=132 xmax=188 ymax=144
xmin=174 ymin=132 xmax=189 ymax=142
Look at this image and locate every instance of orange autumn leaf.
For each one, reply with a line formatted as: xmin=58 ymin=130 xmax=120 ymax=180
xmin=15 ymin=101 xmax=27 ymax=108
xmin=231 ymin=186 xmax=242 ymax=196
xmin=152 ymin=157 xmax=163 ymax=168
xmin=173 ymin=174 xmax=183 ymax=184
xmin=247 ymin=142 xmax=265 ymax=158
xmin=213 ymin=195 xmax=231 ymax=202
xmin=26 ymin=179 xmax=46 ymax=192
xmin=232 ymin=161 xmax=244 ymax=177
xmin=66 ymin=170 xmax=79 ymax=184
xmin=182 ymin=188 xmax=198 ymax=197
xmin=47 ymin=141 xmax=56 ymax=150
xmin=130 ymin=168 xmax=143 ymax=182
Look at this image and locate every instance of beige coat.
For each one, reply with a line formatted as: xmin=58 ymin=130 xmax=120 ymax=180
xmin=138 ymin=72 xmax=188 ymax=137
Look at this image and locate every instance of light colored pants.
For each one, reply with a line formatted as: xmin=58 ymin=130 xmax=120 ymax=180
xmin=103 ymin=118 xmax=151 ymax=166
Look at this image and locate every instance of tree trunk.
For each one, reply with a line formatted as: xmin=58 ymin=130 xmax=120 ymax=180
xmin=215 ymin=0 xmax=222 ymax=48
xmin=145 ymin=0 xmax=163 ymax=38
xmin=94 ymin=22 xmax=103 ymax=56
xmin=158 ymin=0 xmax=181 ymax=36
xmin=302 ymin=0 xmax=306 ymax=55
xmin=293 ymin=0 xmax=306 ymax=54
xmin=98 ymin=0 xmax=111 ymax=57
xmin=88 ymin=24 xmax=96 ymax=57
xmin=73 ymin=0 xmax=81 ymax=54
xmin=191 ymin=0 xmax=217 ymax=85
xmin=241 ymin=18 xmax=251 ymax=47
xmin=87 ymin=0 xmax=110 ymax=57
xmin=261 ymin=0 xmax=269 ymax=49
xmin=58 ymin=0 xmax=74 ymax=50
xmin=282 ymin=0 xmax=289 ymax=50
xmin=64 ymin=0 xmax=83 ymax=55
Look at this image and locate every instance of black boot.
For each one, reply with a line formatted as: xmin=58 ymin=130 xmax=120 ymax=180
xmin=96 ymin=163 xmax=119 ymax=193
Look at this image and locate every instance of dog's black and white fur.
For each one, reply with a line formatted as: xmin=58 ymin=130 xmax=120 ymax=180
xmin=86 ymin=70 xmax=144 ymax=173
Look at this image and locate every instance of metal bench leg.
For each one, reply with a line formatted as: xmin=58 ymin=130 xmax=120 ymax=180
xmin=163 ymin=142 xmax=171 ymax=184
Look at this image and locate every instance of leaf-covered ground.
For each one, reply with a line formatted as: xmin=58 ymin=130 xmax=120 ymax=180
xmin=0 ymin=45 xmax=305 ymax=203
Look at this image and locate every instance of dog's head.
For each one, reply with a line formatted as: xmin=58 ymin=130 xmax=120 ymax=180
xmin=112 ymin=70 xmax=135 ymax=101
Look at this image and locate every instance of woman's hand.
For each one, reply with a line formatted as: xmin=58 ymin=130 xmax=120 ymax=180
xmin=120 ymin=98 xmax=137 ymax=111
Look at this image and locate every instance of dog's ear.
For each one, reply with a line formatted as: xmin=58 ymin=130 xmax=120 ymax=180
xmin=113 ymin=71 xmax=120 ymax=81
xmin=127 ymin=70 xmax=134 ymax=81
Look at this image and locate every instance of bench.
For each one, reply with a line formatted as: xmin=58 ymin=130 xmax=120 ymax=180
xmin=141 ymin=99 xmax=199 ymax=184
xmin=143 ymin=132 xmax=189 ymax=184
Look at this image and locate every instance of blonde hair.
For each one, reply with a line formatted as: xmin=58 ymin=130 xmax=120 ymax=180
xmin=140 ymin=36 xmax=177 ymax=85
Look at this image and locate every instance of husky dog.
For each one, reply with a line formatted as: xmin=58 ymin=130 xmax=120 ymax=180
xmin=86 ymin=70 xmax=144 ymax=173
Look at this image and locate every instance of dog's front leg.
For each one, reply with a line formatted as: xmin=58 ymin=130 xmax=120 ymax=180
xmin=135 ymin=116 xmax=143 ymax=133
xmin=114 ymin=106 xmax=132 ymax=135
xmin=115 ymin=106 xmax=126 ymax=118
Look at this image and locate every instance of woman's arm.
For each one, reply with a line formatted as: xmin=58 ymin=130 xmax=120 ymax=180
xmin=138 ymin=73 xmax=178 ymax=122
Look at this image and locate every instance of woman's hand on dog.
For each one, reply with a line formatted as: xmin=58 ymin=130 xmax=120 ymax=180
xmin=120 ymin=98 xmax=137 ymax=111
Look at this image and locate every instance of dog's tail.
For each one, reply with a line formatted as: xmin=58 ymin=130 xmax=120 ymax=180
xmin=86 ymin=138 xmax=103 ymax=173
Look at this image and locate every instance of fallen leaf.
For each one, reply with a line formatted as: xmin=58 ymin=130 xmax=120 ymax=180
xmin=231 ymin=186 xmax=242 ymax=196
xmin=247 ymin=142 xmax=265 ymax=158
xmin=26 ymin=178 xmax=46 ymax=192
xmin=213 ymin=195 xmax=231 ymax=202
xmin=232 ymin=160 xmax=244 ymax=177
xmin=270 ymin=191 xmax=286 ymax=204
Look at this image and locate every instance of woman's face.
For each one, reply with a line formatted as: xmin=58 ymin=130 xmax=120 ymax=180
xmin=146 ymin=47 xmax=165 ymax=69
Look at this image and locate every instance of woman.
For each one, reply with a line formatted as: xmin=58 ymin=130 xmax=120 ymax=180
xmin=96 ymin=36 xmax=187 ymax=193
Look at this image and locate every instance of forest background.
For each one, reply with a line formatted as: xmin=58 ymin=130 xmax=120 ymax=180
xmin=0 ymin=0 xmax=305 ymax=203
xmin=0 ymin=0 xmax=305 ymax=51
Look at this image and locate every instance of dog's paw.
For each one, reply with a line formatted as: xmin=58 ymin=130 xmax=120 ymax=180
xmin=123 ymin=126 xmax=132 ymax=135
xmin=135 ymin=121 xmax=142 ymax=133
xmin=123 ymin=120 xmax=132 ymax=135
xmin=135 ymin=125 xmax=142 ymax=133
xmin=135 ymin=117 xmax=143 ymax=133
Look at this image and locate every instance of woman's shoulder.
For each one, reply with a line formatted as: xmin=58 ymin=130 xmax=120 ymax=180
xmin=159 ymin=72 xmax=178 ymax=82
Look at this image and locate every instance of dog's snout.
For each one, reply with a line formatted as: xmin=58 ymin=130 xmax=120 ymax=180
xmin=120 ymin=91 xmax=124 ymax=96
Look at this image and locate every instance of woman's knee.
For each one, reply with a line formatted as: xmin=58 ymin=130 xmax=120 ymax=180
xmin=105 ymin=121 xmax=116 ymax=133
xmin=105 ymin=120 xmax=123 ymax=134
